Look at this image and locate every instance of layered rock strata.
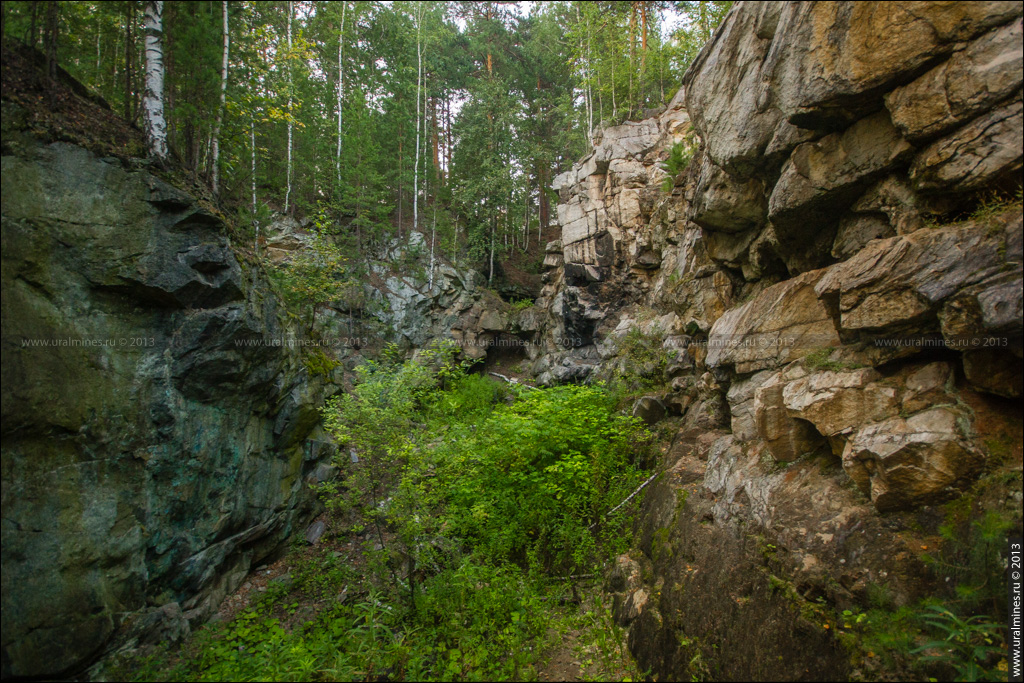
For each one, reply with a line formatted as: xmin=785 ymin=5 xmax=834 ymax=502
xmin=524 ymin=2 xmax=1023 ymax=679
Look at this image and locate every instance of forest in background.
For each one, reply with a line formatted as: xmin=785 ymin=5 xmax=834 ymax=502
xmin=1 ymin=1 xmax=730 ymax=277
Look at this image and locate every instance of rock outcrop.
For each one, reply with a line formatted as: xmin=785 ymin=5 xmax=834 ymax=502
xmin=527 ymin=1 xmax=1023 ymax=679
xmin=1 ymin=124 xmax=334 ymax=677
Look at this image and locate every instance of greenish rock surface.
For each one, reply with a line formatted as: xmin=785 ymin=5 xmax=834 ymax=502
xmin=1 ymin=131 xmax=331 ymax=679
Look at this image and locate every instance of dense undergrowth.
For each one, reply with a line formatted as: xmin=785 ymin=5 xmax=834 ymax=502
xmin=121 ymin=342 xmax=651 ymax=682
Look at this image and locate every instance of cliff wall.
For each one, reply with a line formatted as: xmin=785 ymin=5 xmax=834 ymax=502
xmin=0 ymin=101 xmax=334 ymax=678
xmin=525 ymin=2 xmax=1023 ymax=678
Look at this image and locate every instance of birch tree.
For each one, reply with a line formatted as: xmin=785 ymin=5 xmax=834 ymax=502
xmin=413 ymin=2 xmax=424 ymax=238
xmin=211 ymin=0 xmax=229 ymax=194
xmin=142 ymin=0 xmax=168 ymax=163
xmin=284 ymin=0 xmax=293 ymax=214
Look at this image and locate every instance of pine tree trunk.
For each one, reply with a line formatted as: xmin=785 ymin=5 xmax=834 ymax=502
xmin=211 ymin=0 xmax=229 ymax=195
xmin=538 ymin=165 xmax=550 ymax=239
xmin=142 ymin=0 xmax=168 ymax=163
xmin=431 ymin=96 xmax=440 ymax=182
xmin=489 ymin=215 xmax=495 ymax=285
xmin=524 ymin=187 xmax=529 ymax=251
xmin=44 ymin=1 xmax=58 ymax=88
xmin=336 ymin=1 xmax=346 ymax=190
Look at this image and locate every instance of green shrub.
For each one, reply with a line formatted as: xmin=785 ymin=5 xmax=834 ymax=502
xmin=914 ymin=605 xmax=1005 ymax=682
xmin=660 ymin=139 xmax=694 ymax=193
xmin=131 ymin=346 xmax=650 ymax=681
xmin=302 ymin=349 xmax=339 ymax=378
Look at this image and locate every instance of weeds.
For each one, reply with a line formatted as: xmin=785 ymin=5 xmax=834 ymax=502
xmin=802 ymin=347 xmax=863 ymax=372
xmin=913 ymin=605 xmax=1005 ymax=682
xmin=129 ymin=347 xmax=650 ymax=681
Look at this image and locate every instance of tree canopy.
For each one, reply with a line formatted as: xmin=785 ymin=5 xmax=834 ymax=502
xmin=2 ymin=1 xmax=731 ymax=271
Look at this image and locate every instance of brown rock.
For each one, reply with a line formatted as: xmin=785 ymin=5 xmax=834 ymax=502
xmin=682 ymin=3 xmax=786 ymax=174
xmin=850 ymin=176 xmax=939 ymax=236
xmin=909 ymin=95 xmax=1023 ymax=193
xmin=841 ymin=407 xmax=980 ymax=512
xmin=832 ymin=213 xmax=896 ymax=260
xmin=755 ymin=374 xmax=827 ymax=462
xmin=707 ymin=269 xmax=840 ymax=373
xmin=768 ymin=111 xmax=914 ymax=237
xmin=815 ymin=216 xmax=1019 ymax=340
xmin=900 ymin=362 xmax=955 ymax=413
xmin=781 ymin=368 xmax=898 ymax=437
xmin=886 ymin=18 xmax=1023 ymax=141
xmin=633 ymin=396 xmax=668 ymax=426
xmin=770 ymin=2 xmax=1023 ymax=129
xmin=963 ymin=348 xmax=1024 ymax=398
xmin=690 ymin=155 xmax=767 ymax=233
xmin=726 ymin=370 xmax=777 ymax=442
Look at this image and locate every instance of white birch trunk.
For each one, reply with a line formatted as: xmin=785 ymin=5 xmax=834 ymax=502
xmin=586 ymin=11 xmax=594 ymax=136
xmin=284 ymin=0 xmax=293 ymax=214
xmin=142 ymin=1 xmax=168 ymax=162
xmin=211 ymin=0 xmax=229 ymax=194
xmin=427 ymin=83 xmax=436 ymax=290
xmin=413 ymin=5 xmax=422 ymax=239
xmin=489 ymin=220 xmax=495 ymax=285
xmin=250 ymin=117 xmax=257 ymax=215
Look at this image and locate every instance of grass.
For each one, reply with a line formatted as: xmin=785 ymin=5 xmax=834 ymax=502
xmin=921 ymin=186 xmax=1023 ymax=232
xmin=802 ymin=347 xmax=864 ymax=372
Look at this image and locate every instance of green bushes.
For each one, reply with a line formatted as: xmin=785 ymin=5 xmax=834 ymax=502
xmin=323 ymin=342 xmax=648 ymax=580
xmin=660 ymin=139 xmax=694 ymax=193
xmin=436 ymin=382 xmax=648 ymax=573
xmin=126 ymin=345 xmax=649 ymax=681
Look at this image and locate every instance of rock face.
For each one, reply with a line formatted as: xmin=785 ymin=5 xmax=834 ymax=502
xmin=1 ymin=2 xmax=1021 ymax=681
xmin=681 ymin=0 xmax=1023 ymax=275
xmin=529 ymin=1 xmax=1023 ymax=680
xmin=1 ymin=132 xmax=333 ymax=678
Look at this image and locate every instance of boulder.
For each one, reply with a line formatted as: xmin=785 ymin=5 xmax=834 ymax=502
xmin=690 ymin=155 xmax=767 ymax=233
xmin=633 ymin=396 xmax=667 ymax=426
xmin=781 ymin=368 xmax=898 ymax=437
xmin=841 ymin=407 xmax=980 ymax=512
xmin=478 ymin=309 xmax=505 ymax=332
xmin=305 ymin=520 xmax=327 ymax=545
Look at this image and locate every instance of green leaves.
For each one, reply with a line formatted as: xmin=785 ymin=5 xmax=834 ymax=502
xmin=135 ymin=343 xmax=648 ymax=681
xmin=913 ymin=605 xmax=1006 ymax=682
